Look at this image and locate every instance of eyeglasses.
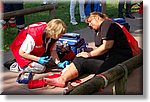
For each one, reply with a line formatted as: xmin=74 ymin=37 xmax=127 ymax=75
xmin=87 ymin=17 xmax=95 ymax=27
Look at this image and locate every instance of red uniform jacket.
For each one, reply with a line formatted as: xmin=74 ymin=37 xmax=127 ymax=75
xmin=118 ymin=24 xmax=141 ymax=56
xmin=10 ymin=22 xmax=56 ymax=68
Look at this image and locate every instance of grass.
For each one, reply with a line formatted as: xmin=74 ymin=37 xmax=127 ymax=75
xmin=2 ymin=0 xmax=140 ymax=52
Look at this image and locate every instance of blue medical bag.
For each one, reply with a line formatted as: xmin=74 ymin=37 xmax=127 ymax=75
xmin=56 ymin=33 xmax=87 ymax=55
xmin=112 ymin=18 xmax=130 ymax=31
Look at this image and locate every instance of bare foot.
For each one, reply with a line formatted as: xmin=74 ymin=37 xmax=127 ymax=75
xmin=44 ymin=77 xmax=66 ymax=88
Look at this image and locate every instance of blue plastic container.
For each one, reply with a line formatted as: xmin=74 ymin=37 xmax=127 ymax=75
xmin=112 ymin=18 xmax=130 ymax=31
xmin=57 ymin=33 xmax=87 ymax=55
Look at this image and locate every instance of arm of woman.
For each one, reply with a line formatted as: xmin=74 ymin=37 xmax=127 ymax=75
xmin=18 ymin=34 xmax=40 ymax=61
xmin=89 ymin=40 xmax=114 ymax=57
xmin=19 ymin=49 xmax=40 ymax=61
xmin=50 ymin=43 xmax=60 ymax=64
xmin=76 ymin=40 xmax=114 ymax=58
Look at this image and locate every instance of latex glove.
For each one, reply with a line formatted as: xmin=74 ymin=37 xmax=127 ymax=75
xmin=38 ymin=56 xmax=50 ymax=64
xmin=57 ymin=61 xmax=70 ymax=68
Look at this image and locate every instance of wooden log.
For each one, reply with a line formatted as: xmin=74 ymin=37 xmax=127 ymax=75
xmin=113 ymin=64 xmax=128 ymax=95
xmin=2 ymin=4 xmax=57 ymax=19
xmin=66 ymin=53 xmax=143 ymax=95
xmin=113 ymin=76 xmax=127 ymax=95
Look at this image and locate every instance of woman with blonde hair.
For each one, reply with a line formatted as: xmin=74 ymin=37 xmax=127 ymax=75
xmin=7 ymin=19 xmax=67 ymax=73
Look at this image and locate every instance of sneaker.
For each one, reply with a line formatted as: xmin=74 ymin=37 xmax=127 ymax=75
xmin=80 ymin=19 xmax=85 ymax=22
xmin=10 ymin=62 xmax=20 ymax=72
xmin=41 ymin=2 xmax=49 ymax=6
xmin=8 ymin=17 xmax=16 ymax=27
xmin=0 ymin=20 xmax=9 ymax=29
xmin=70 ymin=20 xmax=78 ymax=25
xmin=9 ymin=22 xmax=16 ymax=27
xmin=126 ymin=14 xmax=135 ymax=19
xmin=0 ymin=21 xmax=8 ymax=29
xmin=2 ymin=23 xmax=9 ymax=29
xmin=23 ymin=62 xmax=46 ymax=73
xmin=17 ymin=27 xmax=24 ymax=33
xmin=4 ymin=59 xmax=16 ymax=70
xmin=17 ymin=24 xmax=25 ymax=33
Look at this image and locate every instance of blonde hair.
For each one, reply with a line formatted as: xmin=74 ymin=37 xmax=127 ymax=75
xmin=45 ymin=19 xmax=67 ymax=38
xmin=85 ymin=12 xmax=108 ymax=23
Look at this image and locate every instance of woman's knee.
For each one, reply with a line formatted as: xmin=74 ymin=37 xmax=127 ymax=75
xmin=24 ymin=62 xmax=46 ymax=74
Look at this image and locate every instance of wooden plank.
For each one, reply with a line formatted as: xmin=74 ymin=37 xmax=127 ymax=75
xmin=2 ymin=4 xmax=57 ymax=19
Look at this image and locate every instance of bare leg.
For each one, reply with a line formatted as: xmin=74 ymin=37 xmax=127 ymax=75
xmin=44 ymin=63 xmax=78 ymax=87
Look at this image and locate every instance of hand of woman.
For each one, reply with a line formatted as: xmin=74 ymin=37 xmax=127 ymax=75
xmin=76 ymin=52 xmax=89 ymax=58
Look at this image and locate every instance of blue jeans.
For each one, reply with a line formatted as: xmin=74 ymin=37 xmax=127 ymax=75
xmin=70 ymin=0 xmax=86 ymax=21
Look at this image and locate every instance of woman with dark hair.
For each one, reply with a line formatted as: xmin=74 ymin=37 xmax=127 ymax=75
xmin=44 ymin=12 xmax=139 ymax=88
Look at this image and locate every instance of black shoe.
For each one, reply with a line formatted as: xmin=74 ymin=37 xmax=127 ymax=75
xmin=17 ymin=27 xmax=24 ymax=33
xmin=4 ymin=59 xmax=16 ymax=70
xmin=41 ymin=3 xmax=48 ymax=6
xmin=126 ymin=14 xmax=135 ymax=19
